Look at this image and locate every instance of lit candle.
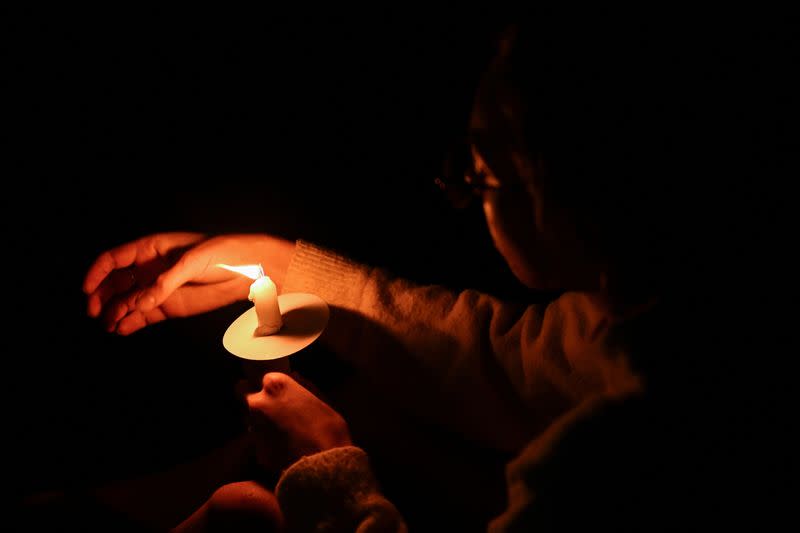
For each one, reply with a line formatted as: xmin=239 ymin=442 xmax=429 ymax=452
xmin=248 ymin=265 xmax=283 ymax=336
xmin=217 ymin=263 xmax=283 ymax=336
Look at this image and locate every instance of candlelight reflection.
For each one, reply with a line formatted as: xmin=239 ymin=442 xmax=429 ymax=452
xmin=217 ymin=263 xmax=264 ymax=280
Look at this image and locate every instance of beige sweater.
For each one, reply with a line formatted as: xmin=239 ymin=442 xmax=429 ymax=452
xmin=275 ymin=240 xmax=647 ymax=531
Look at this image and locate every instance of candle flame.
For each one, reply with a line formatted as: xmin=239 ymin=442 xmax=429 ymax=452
xmin=216 ymin=263 xmax=264 ymax=280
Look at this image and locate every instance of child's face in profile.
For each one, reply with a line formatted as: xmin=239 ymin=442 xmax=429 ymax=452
xmin=469 ymin=75 xmax=602 ymax=292
xmin=470 ymin=141 xmax=598 ymax=291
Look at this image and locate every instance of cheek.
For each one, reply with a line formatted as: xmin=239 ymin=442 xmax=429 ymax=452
xmin=482 ymin=196 xmax=510 ymax=253
xmin=482 ymin=193 xmax=544 ymax=288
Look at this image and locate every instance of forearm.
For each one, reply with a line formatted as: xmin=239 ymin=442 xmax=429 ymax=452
xmin=283 ymin=241 xmax=625 ymax=452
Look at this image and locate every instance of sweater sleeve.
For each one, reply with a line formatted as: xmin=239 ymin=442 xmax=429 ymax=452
xmin=275 ymin=446 xmax=408 ymax=533
xmin=283 ymin=240 xmax=639 ymax=452
xmin=273 ymin=401 xmax=655 ymax=533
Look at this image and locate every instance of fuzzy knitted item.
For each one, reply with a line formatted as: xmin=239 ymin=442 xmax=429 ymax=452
xmin=283 ymin=240 xmax=640 ymax=453
xmin=275 ymin=446 xmax=407 ymax=532
xmin=280 ymin=240 xmax=651 ymax=530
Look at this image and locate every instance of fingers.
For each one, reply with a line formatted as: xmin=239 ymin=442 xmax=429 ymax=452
xmin=99 ymin=284 xmax=143 ymax=331
xmin=83 ymin=232 xmax=206 ymax=295
xmin=150 ymin=231 xmax=207 ymax=257
xmin=100 ymin=289 xmax=167 ymax=335
xmin=174 ymin=481 xmax=283 ymax=533
xmin=245 ymin=373 xmax=311 ymax=414
xmin=115 ymin=307 xmax=167 ymax=336
xmin=100 ymin=277 xmax=248 ymax=335
xmin=261 ymin=372 xmax=291 ymax=397
xmin=162 ymin=277 xmax=251 ymax=317
xmin=136 ymin=253 xmax=206 ymax=313
xmin=255 ymin=372 xmax=329 ymax=400
xmin=246 ymin=374 xmax=286 ymax=413
xmin=83 ymin=245 xmax=138 ymax=295
xmin=246 ymin=372 xmax=352 ymax=458
xmin=85 ymin=233 xmax=219 ymax=333
xmin=205 ymin=481 xmax=283 ymax=530
xmin=86 ymin=268 xmax=137 ymax=318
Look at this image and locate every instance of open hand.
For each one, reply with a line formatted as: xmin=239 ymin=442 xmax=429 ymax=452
xmin=83 ymin=232 xmax=295 ymax=335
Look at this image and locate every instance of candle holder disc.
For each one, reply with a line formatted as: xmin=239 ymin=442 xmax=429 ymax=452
xmin=222 ymin=292 xmax=329 ymax=361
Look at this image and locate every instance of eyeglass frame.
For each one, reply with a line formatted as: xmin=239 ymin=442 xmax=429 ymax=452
xmin=435 ymin=131 xmax=504 ymax=208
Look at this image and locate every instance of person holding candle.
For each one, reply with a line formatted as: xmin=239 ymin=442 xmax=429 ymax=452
xmin=78 ymin=15 xmax=756 ymax=532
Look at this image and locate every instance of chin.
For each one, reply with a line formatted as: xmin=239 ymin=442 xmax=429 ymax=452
xmin=499 ymin=249 xmax=553 ymax=290
xmin=513 ymin=266 xmax=557 ymax=290
xmin=499 ymin=239 xmax=585 ymax=291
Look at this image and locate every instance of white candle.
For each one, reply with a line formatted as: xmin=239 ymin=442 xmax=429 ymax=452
xmin=248 ymin=266 xmax=283 ymax=336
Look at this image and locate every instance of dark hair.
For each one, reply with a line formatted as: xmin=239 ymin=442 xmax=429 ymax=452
xmin=478 ymin=15 xmax=713 ymax=284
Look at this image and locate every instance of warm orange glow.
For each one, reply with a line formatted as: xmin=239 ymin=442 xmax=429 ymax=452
xmin=217 ymin=263 xmax=264 ymax=280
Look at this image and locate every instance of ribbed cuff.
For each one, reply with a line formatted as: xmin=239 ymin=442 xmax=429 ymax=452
xmin=275 ymin=446 xmax=383 ymax=531
xmin=283 ymin=240 xmax=365 ymax=308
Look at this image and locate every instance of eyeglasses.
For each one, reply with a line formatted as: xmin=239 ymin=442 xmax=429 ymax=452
xmin=434 ymin=134 xmax=499 ymax=209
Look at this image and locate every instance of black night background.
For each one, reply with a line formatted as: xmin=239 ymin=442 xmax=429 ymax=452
xmin=6 ymin=6 xmax=795 ymax=530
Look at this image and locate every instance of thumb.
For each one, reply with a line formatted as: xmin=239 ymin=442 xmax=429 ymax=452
xmin=137 ymin=254 xmax=204 ymax=312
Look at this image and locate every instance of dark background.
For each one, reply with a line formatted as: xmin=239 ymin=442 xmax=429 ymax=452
xmin=6 ymin=7 xmax=796 ymax=529
xmin=7 ymin=6 xmax=524 ymax=510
